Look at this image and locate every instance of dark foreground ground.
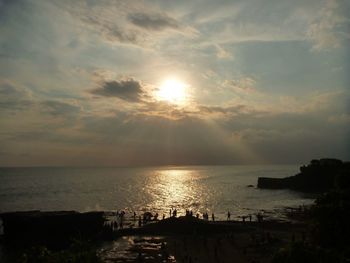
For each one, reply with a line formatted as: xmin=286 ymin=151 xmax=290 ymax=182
xmin=0 ymin=213 xmax=309 ymax=263
xmin=99 ymin=218 xmax=308 ymax=263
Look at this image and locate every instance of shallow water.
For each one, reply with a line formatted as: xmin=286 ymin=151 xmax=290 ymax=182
xmin=0 ymin=165 xmax=315 ymax=220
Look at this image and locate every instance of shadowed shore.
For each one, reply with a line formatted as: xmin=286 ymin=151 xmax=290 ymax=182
xmin=101 ymin=216 xmax=309 ymax=263
xmin=0 ymin=211 xmax=309 ymax=263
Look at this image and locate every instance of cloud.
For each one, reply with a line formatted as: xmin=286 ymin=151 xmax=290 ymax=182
xmin=223 ymin=77 xmax=257 ymax=93
xmin=70 ymin=112 xmax=252 ymax=165
xmin=0 ymin=0 xmax=349 ymax=166
xmin=91 ymin=78 xmax=145 ymax=102
xmin=81 ymin=15 xmax=141 ymax=44
xmin=328 ymin=114 xmax=350 ymax=124
xmin=0 ymin=80 xmax=33 ymax=111
xmin=56 ymin=1 xmax=195 ymax=47
xmin=53 ymin=0 xmax=144 ymax=45
xmin=198 ymin=104 xmax=248 ymax=116
xmin=0 ymin=80 xmax=29 ymax=97
xmin=301 ymin=90 xmax=345 ymax=112
xmin=128 ymin=12 xmax=180 ymax=31
xmin=136 ymin=100 xmax=198 ymax=120
xmin=307 ymin=0 xmax=350 ymax=51
xmin=40 ymin=100 xmax=81 ymax=116
xmin=54 ymin=0 xmax=201 ymax=49
xmin=0 ymin=81 xmax=82 ymax=117
xmin=215 ymin=44 xmax=233 ymax=59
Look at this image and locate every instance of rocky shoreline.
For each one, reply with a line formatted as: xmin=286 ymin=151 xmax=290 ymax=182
xmin=257 ymin=158 xmax=350 ymax=192
xmin=0 ymin=209 xmax=310 ymax=263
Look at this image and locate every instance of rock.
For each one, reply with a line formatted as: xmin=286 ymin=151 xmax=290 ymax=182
xmin=257 ymin=177 xmax=289 ymax=189
xmin=257 ymin=158 xmax=350 ymax=193
xmin=0 ymin=211 xmax=106 ymax=248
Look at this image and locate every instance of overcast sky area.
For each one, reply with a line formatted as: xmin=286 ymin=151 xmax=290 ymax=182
xmin=0 ymin=0 xmax=349 ymax=166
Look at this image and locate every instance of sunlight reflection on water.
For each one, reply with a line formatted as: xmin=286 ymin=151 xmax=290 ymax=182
xmin=146 ymin=169 xmax=208 ymax=216
xmin=0 ymin=166 xmax=315 ymax=220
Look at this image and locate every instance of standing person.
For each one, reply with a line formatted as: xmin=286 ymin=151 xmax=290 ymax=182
xmin=120 ymin=214 xmax=123 ymax=229
xmin=212 ymin=213 xmax=215 ymax=221
xmin=138 ymin=216 xmax=142 ymax=227
xmin=227 ymin=211 xmax=231 ymax=221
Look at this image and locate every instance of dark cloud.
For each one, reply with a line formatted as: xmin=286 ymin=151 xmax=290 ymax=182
xmin=0 ymin=81 xmax=29 ymax=97
xmin=83 ymin=15 xmax=140 ymax=43
xmin=0 ymin=0 xmax=17 ymax=11
xmin=0 ymin=82 xmax=81 ymax=116
xmin=137 ymin=102 xmax=260 ymax=120
xmin=0 ymin=81 xmax=33 ymax=111
xmin=104 ymin=24 xmax=139 ymax=43
xmin=128 ymin=12 xmax=179 ymax=31
xmin=198 ymin=104 xmax=252 ymax=116
xmin=40 ymin=100 xmax=81 ymax=116
xmin=56 ymin=3 xmax=142 ymax=45
xmin=137 ymin=101 xmax=196 ymax=120
xmin=91 ymin=79 xmax=145 ymax=102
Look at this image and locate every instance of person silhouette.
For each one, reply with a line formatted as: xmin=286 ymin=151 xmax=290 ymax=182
xmin=138 ymin=216 xmax=142 ymax=227
xmin=227 ymin=211 xmax=231 ymax=221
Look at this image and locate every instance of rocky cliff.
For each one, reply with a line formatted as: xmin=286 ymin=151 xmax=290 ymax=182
xmin=258 ymin=158 xmax=350 ymax=192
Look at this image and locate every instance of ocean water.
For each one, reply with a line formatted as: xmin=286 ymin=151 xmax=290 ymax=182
xmin=0 ymin=165 xmax=315 ymax=220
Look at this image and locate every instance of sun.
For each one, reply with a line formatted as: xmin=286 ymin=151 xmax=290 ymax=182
xmin=156 ymin=78 xmax=189 ymax=105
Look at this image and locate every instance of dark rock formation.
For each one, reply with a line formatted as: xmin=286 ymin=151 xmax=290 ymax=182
xmin=258 ymin=158 xmax=350 ymax=193
xmin=0 ymin=211 xmax=105 ymax=249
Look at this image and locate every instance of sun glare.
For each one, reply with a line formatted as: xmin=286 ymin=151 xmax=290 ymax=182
xmin=156 ymin=78 xmax=189 ymax=104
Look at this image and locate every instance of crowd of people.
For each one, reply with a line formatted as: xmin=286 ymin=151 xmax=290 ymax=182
xmin=107 ymin=208 xmax=264 ymax=231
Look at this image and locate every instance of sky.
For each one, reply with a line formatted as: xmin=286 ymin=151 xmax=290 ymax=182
xmin=0 ymin=0 xmax=349 ymax=166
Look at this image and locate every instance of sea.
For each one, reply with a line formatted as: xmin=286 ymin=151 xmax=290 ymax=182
xmin=0 ymin=165 xmax=315 ymax=221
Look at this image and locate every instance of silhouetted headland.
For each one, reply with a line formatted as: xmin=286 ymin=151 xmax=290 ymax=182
xmin=258 ymin=158 xmax=350 ymax=192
